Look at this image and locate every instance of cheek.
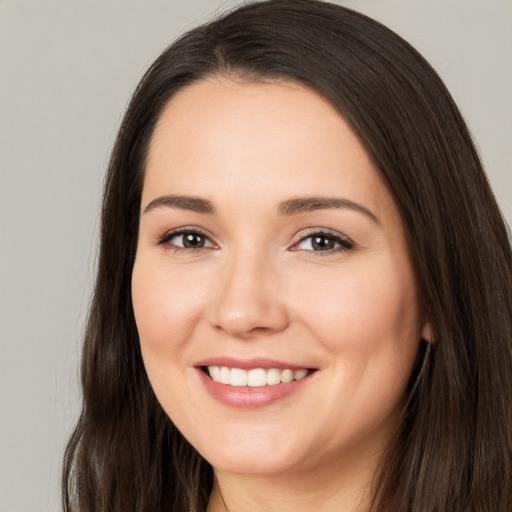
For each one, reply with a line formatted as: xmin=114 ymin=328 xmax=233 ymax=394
xmin=296 ymin=258 xmax=421 ymax=430
xmin=131 ymin=255 xmax=207 ymax=360
xmin=131 ymin=255 xmax=210 ymax=429
xmin=292 ymin=257 xmax=421 ymax=379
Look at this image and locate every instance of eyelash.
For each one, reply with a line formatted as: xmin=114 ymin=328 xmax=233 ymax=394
xmin=156 ymin=228 xmax=217 ymax=255
xmin=291 ymin=229 xmax=354 ymax=255
xmin=156 ymin=227 xmax=354 ymax=256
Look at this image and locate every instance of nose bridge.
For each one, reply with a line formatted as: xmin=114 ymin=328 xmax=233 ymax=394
xmin=208 ymin=243 xmax=288 ymax=337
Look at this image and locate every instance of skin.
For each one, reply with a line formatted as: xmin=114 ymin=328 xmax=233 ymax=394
xmin=131 ymin=76 xmax=430 ymax=512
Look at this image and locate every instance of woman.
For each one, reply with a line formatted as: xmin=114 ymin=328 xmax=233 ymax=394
xmin=62 ymin=1 xmax=512 ymax=510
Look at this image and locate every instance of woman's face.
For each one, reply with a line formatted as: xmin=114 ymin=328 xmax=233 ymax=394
xmin=132 ymin=77 xmax=427 ymax=477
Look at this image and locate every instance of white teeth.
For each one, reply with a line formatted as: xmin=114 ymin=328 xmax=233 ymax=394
xmin=281 ymin=369 xmax=294 ymax=383
xmin=220 ymin=366 xmax=230 ymax=385
xmin=209 ymin=366 xmax=221 ymax=381
xmin=207 ymin=366 xmax=311 ymax=387
xmin=294 ymin=369 xmax=308 ymax=380
xmin=266 ymin=368 xmax=282 ymax=385
xmin=248 ymin=368 xmax=267 ymax=387
xmin=230 ymin=368 xmax=247 ymax=386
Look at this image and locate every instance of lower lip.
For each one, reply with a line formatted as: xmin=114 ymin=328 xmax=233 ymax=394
xmin=196 ymin=368 xmax=314 ymax=409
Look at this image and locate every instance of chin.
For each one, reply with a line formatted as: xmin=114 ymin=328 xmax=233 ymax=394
xmin=191 ymin=427 xmax=305 ymax=476
xmin=207 ymin=450 xmax=300 ymax=476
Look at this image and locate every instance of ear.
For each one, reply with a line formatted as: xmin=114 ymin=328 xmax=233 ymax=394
xmin=421 ymin=321 xmax=434 ymax=343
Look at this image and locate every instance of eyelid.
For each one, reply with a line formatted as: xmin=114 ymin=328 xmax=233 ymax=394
xmin=290 ymin=228 xmax=354 ymax=252
xmin=154 ymin=226 xmax=353 ymax=254
xmin=155 ymin=226 xmax=218 ymax=249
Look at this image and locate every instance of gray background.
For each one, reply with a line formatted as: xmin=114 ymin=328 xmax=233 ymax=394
xmin=0 ymin=1 xmax=510 ymax=510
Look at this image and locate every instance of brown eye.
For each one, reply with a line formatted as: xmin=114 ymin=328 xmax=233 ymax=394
xmin=159 ymin=229 xmax=216 ymax=250
xmin=311 ymin=235 xmax=336 ymax=251
xmin=294 ymin=231 xmax=354 ymax=253
xmin=182 ymin=232 xmax=206 ymax=248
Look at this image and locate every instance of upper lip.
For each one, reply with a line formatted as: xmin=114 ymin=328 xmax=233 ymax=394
xmin=194 ymin=356 xmax=315 ymax=370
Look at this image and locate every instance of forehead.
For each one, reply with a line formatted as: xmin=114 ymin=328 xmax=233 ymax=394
xmin=143 ymin=77 xmax=398 ymax=224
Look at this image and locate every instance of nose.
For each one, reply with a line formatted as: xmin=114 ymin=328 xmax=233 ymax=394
xmin=207 ymin=249 xmax=289 ymax=338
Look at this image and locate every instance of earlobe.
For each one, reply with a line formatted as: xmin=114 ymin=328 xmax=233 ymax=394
xmin=421 ymin=322 xmax=434 ymax=343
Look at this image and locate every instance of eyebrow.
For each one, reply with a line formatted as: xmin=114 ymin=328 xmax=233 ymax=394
xmin=279 ymin=197 xmax=380 ymax=224
xmin=143 ymin=194 xmax=379 ymax=224
xmin=143 ymin=194 xmax=215 ymax=214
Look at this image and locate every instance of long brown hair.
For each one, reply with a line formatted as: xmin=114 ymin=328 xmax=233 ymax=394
xmin=62 ymin=1 xmax=512 ymax=510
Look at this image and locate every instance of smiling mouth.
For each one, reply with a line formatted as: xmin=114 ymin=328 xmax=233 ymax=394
xmin=204 ymin=366 xmax=314 ymax=387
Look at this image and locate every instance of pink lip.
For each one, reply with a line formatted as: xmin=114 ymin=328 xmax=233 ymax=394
xmin=194 ymin=356 xmax=312 ymax=371
xmin=195 ymin=364 xmax=316 ymax=409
